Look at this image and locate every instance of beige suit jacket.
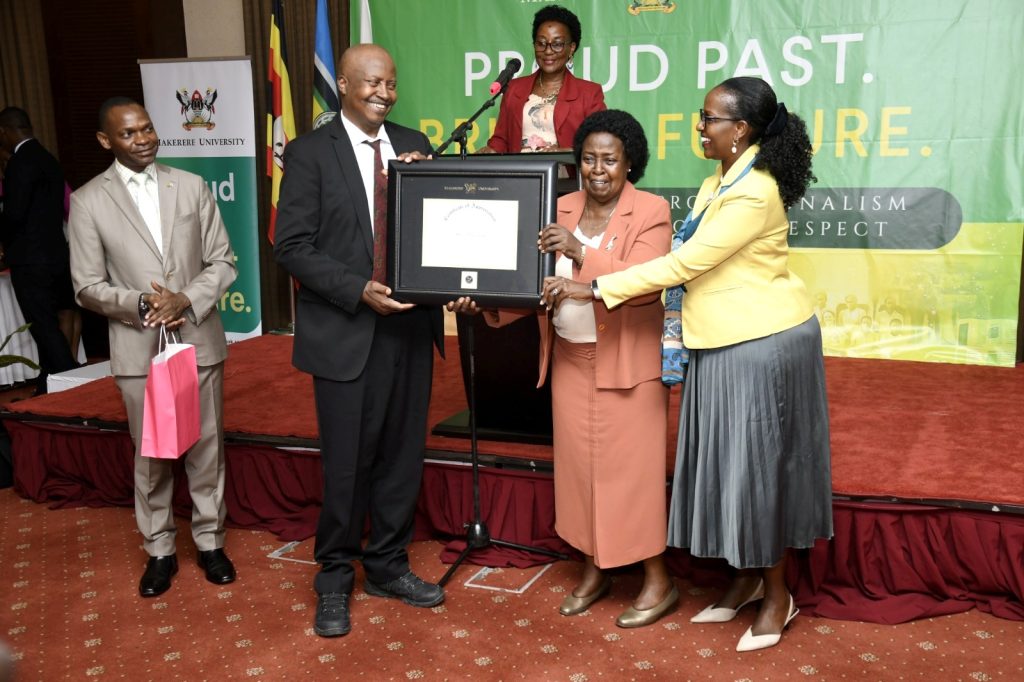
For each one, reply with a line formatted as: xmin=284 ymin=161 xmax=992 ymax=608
xmin=68 ymin=162 xmax=236 ymax=375
xmin=598 ymin=146 xmax=812 ymax=349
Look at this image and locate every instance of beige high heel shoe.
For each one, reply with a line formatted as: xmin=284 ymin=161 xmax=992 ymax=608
xmin=736 ymin=595 xmax=799 ymax=652
xmin=690 ymin=579 xmax=764 ymax=623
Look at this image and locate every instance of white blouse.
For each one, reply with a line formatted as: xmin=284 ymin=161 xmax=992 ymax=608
xmin=552 ymin=228 xmax=605 ymax=343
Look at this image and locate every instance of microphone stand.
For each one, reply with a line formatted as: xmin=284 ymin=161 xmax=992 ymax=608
xmin=434 ymin=87 xmax=502 ymax=159
xmin=436 ymin=87 xmax=569 ymax=588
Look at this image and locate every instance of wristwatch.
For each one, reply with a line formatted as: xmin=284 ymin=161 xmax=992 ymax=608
xmin=138 ymin=293 xmax=151 ymax=321
xmin=591 ymin=279 xmax=602 ymax=300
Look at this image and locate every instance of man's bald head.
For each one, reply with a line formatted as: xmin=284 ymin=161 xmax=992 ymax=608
xmin=337 ymin=43 xmax=393 ymax=75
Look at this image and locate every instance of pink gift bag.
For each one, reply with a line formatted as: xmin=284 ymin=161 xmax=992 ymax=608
xmin=141 ymin=326 xmax=200 ymax=459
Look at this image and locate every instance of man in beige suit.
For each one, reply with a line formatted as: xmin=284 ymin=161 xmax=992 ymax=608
xmin=68 ymin=97 xmax=238 ymax=597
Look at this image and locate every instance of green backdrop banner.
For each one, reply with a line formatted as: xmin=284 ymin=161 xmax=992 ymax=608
xmin=354 ymin=0 xmax=1022 ymax=366
xmin=140 ymin=58 xmax=262 ymax=341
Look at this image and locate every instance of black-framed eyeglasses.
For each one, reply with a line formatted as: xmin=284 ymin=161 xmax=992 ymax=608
xmin=534 ymin=40 xmax=568 ymax=53
xmin=699 ymin=109 xmax=741 ymax=125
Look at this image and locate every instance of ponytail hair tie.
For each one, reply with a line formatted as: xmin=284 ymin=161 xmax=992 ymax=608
xmin=765 ymin=102 xmax=788 ymax=137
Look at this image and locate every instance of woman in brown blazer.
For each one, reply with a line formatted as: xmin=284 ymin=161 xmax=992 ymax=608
xmin=462 ymin=110 xmax=675 ymax=627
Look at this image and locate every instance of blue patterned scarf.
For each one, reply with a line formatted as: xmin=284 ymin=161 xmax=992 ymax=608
xmin=661 ymin=158 xmax=757 ymax=385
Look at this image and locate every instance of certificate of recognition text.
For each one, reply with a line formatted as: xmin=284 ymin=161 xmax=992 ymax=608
xmin=420 ymin=198 xmax=519 ymax=271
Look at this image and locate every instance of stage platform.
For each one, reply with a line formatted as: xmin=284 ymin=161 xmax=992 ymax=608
xmin=2 ymin=333 xmax=1022 ymax=623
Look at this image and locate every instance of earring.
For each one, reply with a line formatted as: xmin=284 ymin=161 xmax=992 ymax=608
xmin=567 ymin=57 xmax=574 ymax=70
xmin=731 ymin=140 xmax=738 ymax=154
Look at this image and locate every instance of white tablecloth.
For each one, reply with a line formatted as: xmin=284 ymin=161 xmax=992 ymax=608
xmin=0 ymin=270 xmax=86 ymax=386
xmin=47 ymin=359 xmax=111 ymax=393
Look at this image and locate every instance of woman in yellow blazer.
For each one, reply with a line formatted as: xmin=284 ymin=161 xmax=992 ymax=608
xmin=543 ymin=78 xmax=832 ymax=651
xmin=462 ymin=110 xmax=676 ymax=627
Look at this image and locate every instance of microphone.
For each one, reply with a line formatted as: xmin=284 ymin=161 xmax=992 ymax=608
xmin=489 ymin=58 xmax=522 ymax=96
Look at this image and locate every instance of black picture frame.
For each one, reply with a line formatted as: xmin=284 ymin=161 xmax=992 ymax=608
xmin=386 ymin=157 xmax=559 ymax=307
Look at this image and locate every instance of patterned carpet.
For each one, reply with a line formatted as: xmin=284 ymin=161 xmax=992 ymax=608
xmin=1 ymin=489 xmax=1022 ymax=681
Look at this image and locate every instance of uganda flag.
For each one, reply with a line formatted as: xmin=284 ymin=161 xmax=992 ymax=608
xmin=312 ymin=0 xmax=339 ymax=129
xmin=266 ymin=0 xmax=296 ymax=244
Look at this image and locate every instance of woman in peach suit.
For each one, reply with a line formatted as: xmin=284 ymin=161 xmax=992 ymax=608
xmin=463 ymin=110 xmax=676 ymax=627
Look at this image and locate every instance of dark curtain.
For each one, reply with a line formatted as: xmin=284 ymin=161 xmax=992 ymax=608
xmin=242 ymin=0 xmax=351 ymax=332
xmin=0 ymin=0 xmax=58 ymax=154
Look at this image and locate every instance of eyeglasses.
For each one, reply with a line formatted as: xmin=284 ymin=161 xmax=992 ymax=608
xmin=699 ymin=109 xmax=741 ymax=126
xmin=534 ymin=40 xmax=568 ymax=54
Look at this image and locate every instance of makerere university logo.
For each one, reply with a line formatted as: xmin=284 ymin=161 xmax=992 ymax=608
xmin=628 ymin=0 xmax=676 ymax=14
xmin=176 ymin=88 xmax=218 ymax=130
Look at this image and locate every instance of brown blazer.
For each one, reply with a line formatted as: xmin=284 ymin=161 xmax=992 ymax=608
xmin=68 ymin=162 xmax=236 ymax=376
xmin=495 ymin=182 xmax=671 ymax=390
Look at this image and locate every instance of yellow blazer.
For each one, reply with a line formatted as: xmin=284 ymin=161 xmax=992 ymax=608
xmin=598 ymin=146 xmax=812 ymax=349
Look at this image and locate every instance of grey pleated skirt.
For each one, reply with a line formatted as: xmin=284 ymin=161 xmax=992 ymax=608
xmin=667 ymin=315 xmax=833 ymax=569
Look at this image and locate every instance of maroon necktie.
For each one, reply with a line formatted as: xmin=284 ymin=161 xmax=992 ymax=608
xmin=365 ymin=139 xmax=388 ymax=284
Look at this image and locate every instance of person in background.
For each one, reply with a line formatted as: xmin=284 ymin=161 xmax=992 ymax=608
xmin=0 ymin=146 xmax=10 ymax=210
xmin=0 ymin=106 xmax=79 ymax=392
xmin=455 ymin=110 xmax=676 ymax=627
xmin=58 ymin=179 xmax=82 ymax=356
xmin=69 ymin=97 xmax=238 ymax=598
xmin=274 ymin=44 xmax=445 ymax=639
xmin=478 ymin=5 xmax=605 ymax=153
xmin=543 ymin=77 xmax=833 ymax=652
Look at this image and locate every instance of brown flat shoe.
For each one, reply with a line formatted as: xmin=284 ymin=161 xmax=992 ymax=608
xmin=559 ymin=576 xmax=612 ymax=616
xmin=615 ymin=585 xmax=679 ymax=628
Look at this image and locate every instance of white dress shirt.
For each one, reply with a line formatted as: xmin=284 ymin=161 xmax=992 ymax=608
xmin=339 ymin=113 xmax=395 ymax=236
xmin=114 ymin=160 xmax=162 ymax=255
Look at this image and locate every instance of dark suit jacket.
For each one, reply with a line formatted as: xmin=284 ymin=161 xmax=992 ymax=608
xmin=486 ymin=70 xmax=606 ymax=152
xmin=273 ymin=116 xmax=444 ymax=382
xmin=0 ymin=138 xmax=69 ymax=267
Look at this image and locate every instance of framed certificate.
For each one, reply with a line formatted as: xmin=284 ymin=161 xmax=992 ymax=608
xmin=386 ymin=157 xmax=559 ymax=307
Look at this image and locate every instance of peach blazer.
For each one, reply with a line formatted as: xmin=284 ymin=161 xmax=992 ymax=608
xmin=494 ymin=183 xmax=671 ymax=389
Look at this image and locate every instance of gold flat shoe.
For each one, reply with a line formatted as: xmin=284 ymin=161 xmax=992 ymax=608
xmin=615 ymin=585 xmax=679 ymax=628
xmin=559 ymin=576 xmax=612 ymax=616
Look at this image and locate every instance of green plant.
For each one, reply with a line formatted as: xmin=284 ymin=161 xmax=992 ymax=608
xmin=0 ymin=323 xmax=40 ymax=370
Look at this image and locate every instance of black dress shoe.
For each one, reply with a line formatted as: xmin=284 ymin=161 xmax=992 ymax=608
xmin=139 ymin=555 xmax=178 ymax=598
xmin=197 ymin=548 xmax=236 ymax=585
xmin=364 ymin=571 xmax=444 ymax=608
xmin=314 ymin=592 xmax=351 ymax=637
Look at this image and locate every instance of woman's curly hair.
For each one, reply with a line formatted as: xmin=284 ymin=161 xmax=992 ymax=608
xmin=532 ymin=5 xmax=582 ymax=46
xmin=572 ymin=109 xmax=650 ymax=184
xmin=717 ymin=77 xmax=816 ymax=209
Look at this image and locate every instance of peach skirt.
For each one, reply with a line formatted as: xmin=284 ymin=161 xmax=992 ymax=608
xmin=550 ymin=336 xmax=669 ymax=569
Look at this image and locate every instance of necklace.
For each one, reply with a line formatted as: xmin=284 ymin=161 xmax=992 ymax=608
xmin=536 ymin=77 xmax=562 ymax=99
xmin=582 ymin=200 xmax=617 ymax=235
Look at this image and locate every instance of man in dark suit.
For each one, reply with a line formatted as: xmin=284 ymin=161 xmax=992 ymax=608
xmin=0 ymin=107 xmax=79 ymax=392
xmin=274 ymin=44 xmax=445 ymax=637
xmin=69 ymin=98 xmax=238 ymax=598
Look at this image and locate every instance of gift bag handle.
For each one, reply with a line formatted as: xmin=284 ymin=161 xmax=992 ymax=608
xmin=157 ymin=325 xmax=183 ymax=354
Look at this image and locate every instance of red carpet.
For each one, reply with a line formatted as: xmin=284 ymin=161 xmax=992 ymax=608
xmin=3 ymin=334 xmax=1023 ymax=624
xmin=6 ymin=333 xmax=1023 ymax=507
xmin=1 ymin=488 xmax=1021 ymax=681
